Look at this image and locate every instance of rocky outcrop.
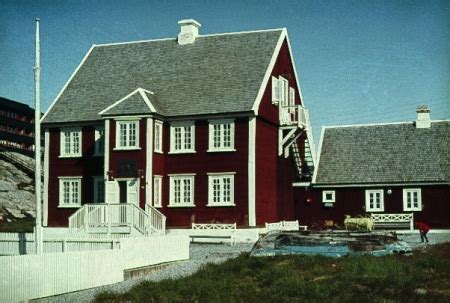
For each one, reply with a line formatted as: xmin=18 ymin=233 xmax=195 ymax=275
xmin=0 ymin=155 xmax=36 ymax=221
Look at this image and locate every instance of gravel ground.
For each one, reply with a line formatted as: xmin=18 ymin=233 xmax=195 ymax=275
xmin=32 ymin=232 xmax=450 ymax=303
xmin=32 ymin=243 xmax=254 ymax=303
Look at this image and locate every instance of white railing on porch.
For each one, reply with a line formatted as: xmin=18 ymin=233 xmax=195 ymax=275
xmin=68 ymin=203 xmax=166 ymax=236
xmin=147 ymin=204 xmax=166 ymax=235
xmin=279 ymin=105 xmax=308 ymax=127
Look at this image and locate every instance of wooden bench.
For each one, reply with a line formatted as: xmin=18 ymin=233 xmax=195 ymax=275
xmin=190 ymin=223 xmax=236 ymax=245
xmin=265 ymin=220 xmax=308 ymax=232
xmin=371 ymin=213 xmax=414 ymax=231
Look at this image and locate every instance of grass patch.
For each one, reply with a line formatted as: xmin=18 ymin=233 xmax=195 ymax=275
xmin=95 ymin=243 xmax=450 ymax=303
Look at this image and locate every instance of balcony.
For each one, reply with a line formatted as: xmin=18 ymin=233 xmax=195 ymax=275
xmin=279 ymin=104 xmax=308 ymax=128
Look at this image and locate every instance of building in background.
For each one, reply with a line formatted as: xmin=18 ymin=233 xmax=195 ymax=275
xmin=0 ymin=97 xmax=38 ymax=156
xmin=295 ymin=106 xmax=450 ymax=228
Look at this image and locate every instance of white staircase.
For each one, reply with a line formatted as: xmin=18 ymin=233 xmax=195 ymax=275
xmin=68 ymin=203 xmax=166 ymax=236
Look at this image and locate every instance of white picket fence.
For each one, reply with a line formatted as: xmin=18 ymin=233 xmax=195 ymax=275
xmin=0 ymin=235 xmax=190 ymax=302
xmin=0 ymin=232 xmax=119 ymax=255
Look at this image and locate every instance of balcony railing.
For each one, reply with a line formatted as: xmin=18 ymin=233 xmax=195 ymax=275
xmin=279 ymin=105 xmax=308 ymax=128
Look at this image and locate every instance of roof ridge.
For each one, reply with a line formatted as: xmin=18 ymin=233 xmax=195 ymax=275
xmin=324 ymin=119 xmax=450 ymax=130
xmin=93 ymin=28 xmax=284 ymax=48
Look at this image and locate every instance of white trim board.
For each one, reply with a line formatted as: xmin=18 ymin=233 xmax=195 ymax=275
xmin=43 ymin=130 xmax=50 ymax=226
xmin=312 ymin=182 xmax=450 ymax=188
xmin=248 ymin=116 xmax=256 ymax=227
xmin=99 ymin=88 xmax=155 ymax=115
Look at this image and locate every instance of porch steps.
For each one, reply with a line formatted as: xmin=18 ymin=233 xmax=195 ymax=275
xmin=123 ymin=261 xmax=183 ymax=280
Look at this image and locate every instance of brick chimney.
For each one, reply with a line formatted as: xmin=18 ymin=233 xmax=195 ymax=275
xmin=177 ymin=19 xmax=201 ymax=45
xmin=415 ymin=105 xmax=431 ymax=128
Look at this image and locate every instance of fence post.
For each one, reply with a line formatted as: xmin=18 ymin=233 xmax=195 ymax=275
xmin=410 ymin=213 xmax=414 ymax=231
xmin=62 ymin=239 xmax=67 ymax=252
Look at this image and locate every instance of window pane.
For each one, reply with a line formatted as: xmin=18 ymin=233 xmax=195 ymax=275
xmin=214 ymin=124 xmax=221 ymax=148
xmin=223 ymin=177 xmax=231 ymax=202
xmin=120 ymin=124 xmax=127 ymax=147
xmin=64 ymin=132 xmax=71 ymax=154
xmin=129 ymin=123 xmax=136 ymax=146
xmin=174 ymin=179 xmax=181 ymax=204
xmin=183 ymin=179 xmax=191 ymax=203
xmin=223 ymin=124 xmax=231 ymax=147
xmin=184 ymin=126 xmax=191 ymax=149
xmin=73 ymin=132 xmax=80 ymax=154
xmin=174 ymin=128 xmax=182 ymax=150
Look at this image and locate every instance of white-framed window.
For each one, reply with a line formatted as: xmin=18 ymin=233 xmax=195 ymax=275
xmin=94 ymin=127 xmax=105 ymax=156
xmin=93 ymin=176 xmax=105 ymax=203
xmin=403 ymin=188 xmax=422 ymax=211
xmin=272 ymin=76 xmax=281 ymax=104
xmin=60 ymin=128 xmax=82 ymax=157
xmin=115 ymin=120 xmax=139 ymax=149
xmin=207 ymin=173 xmax=235 ymax=206
xmin=169 ymin=122 xmax=195 ymax=153
xmin=169 ymin=175 xmax=195 ymax=207
xmin=208 ymin=120 xmax=235 ymax=152
xmin=59 ymin=177 xmax=82 ymax=207
xmin=279 ymin=76 xmax=289 ymax=106
xmin=289 ymin=87 xmax=295 ymax=106
xmin=153 ymin=175 xmax=162 ymax=208
xmin=271 ymin=76 xmax=290 ymax=106
xmin=322 ymin=191 xmax=335 ymax=203
xmin=365 ymin=190 xmax=384 ymax=212
xmin=154 ymin=121 xmax=163 ymax=153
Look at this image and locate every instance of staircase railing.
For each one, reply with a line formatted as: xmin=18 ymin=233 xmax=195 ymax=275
xmin=146 ymin=204 xmax=166 ymax=235
xmin=68 ymin=203 xmax=166 ymax=236
xmin=0 ymin=146 xmax=38 ymax=176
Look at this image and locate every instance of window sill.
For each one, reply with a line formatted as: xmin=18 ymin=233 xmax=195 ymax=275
xmin=168 ymin=150 xmax=196 ymax=155
xmin=154 ymin=150 xmax=164 ymax=154
xmin=113 ymin=147 xmax=141 ymax=151
xmin=58 ymin=205 xmax=81 ymax=209
xmin=207 ymin=149 xmax=236 ymax=153
xmin=206 ymin=204 xmax=236 ymax=207
xmin=167 ymin=204 xmax=196 ymax=208
xmin=404 ymin=209 xmax=422 ymax=212
xmin=366 ymin=209 xmax=384 ymax=212
xmin=59 ymin=154 xmax=82 ymax=158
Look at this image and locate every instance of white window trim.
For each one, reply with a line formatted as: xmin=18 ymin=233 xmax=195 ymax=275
xmin=93 ymin=176 xmax=105 ymax=203
xmin=169 ymin=122 xmax=195 ymax=154
xmin=322 ymin=191 xmax=335 ymax=203
xmin=59 ymin=128 xmax=82 ymax=158
xmin=153 ymin=175 xmax=163 ymax=208
xmin=279 ymin=76 xmax=289 ymax=107
xmin=365 ymin=189 xmax=384 ymax=212
xmin=168 ymin=174 xmax=195 ymax=207
xmin=154 ymin=120 xmax=163 ymax=154
xmin=94 ymin=127 xmax=105 ymax=156
xmin=114 ymin=120 xmax=140 ymax=150
xmin=208 ymin=120 xmax=235 ymax=152
xmin=403 ymin=188 xmax=422 ymax=211
xmin=207 ymin=172 xmax=235 ymax=207
xmin=272 ymin=76 xmax=280 ymax=104
xmin=58 ymin=177 xmax=82 ymax=208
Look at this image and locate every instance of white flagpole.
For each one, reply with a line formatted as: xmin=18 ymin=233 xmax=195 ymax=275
xmin=34 ymin=17 xmax=43 ymax=254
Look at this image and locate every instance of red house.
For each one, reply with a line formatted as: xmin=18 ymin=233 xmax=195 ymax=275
xmin=295 ymin=106 xmax=450 ymax=228
xmin=41 ymin=20 xmax=315 ymax=233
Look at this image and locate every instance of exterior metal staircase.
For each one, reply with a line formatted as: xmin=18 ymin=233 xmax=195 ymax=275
xmin=0 ymin=146 xmax=40 ymax=177
xmin=278 ymin=104 xmax=316 ymax=182
xmin=68 ymin=203 xmax=166 ymax=236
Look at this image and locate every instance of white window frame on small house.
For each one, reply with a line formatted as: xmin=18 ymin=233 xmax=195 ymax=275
xmin=207 ymin=173 xmax=235 ymax=207
xmin=153 ymin=175 xmax=162 ymax=208
xmin=115 ymin=120 xmax=139 ymax=150
xmin=403 ymin=188 xmax=422 ymax=211
xmin=60 ymin=128 xmax=82 ymax=157
xmin=93 ymin=176 xmax=105 ymax=203
xmin=94 ymin=127 xmax=105 ymax=156
xmin=154 ymin=120 xmax=163 ymax=153
xmin=168 ymin=174 xmax=195 ymax=207
xmin=169 ymin=122 xmax=195 ymax=153
xmin=59 ymin=177 xmax=82 ymax=208
xmin=322 ymin=191 xmax=335 ymax=203
xmin=208 ymin=120 xmax=235 ymax=152
xmin=272 ymin=76 xmax=281 ymax=104
xmin=365 ymin=189 xmax=384 ymax=212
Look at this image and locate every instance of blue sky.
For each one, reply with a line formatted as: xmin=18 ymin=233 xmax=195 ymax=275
xmin=1 ymin=0 xmax=449 ymax=141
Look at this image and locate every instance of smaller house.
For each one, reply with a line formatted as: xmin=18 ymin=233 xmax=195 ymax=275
xmin=294 ymin=106 xmax=450 ymax=228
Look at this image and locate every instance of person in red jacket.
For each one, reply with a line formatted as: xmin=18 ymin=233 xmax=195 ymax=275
xmin=416 ymin=222 xmax=430 ymax=243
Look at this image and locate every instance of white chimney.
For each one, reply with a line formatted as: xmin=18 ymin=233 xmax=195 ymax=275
xmin=177 ymin=19 xmax=201 ymax=45
xmin=415 ymin=105 xmax=431 ymax=128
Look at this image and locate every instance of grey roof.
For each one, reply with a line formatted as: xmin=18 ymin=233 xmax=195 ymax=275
xmin=42 ymin=30 xmax=283 ymax=124
xmin=101 ymin=89 xmax=156 ymax=116
xmin=314 ymin=121 xmax=450 ymax=185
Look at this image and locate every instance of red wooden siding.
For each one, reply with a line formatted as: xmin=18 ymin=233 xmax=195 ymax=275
xmin=47 ymin=126 xmax=103 ymax=226
xmin=155 ymin=118 xmax=249 ymax=227
xmin=294 ymin=186 xmax=450 ymax=228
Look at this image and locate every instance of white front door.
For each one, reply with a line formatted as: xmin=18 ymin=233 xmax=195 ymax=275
xmin=127 ymin=179 xmax=139 ymax=206
xmin=105 ymin=181 xmax=119 ymax=204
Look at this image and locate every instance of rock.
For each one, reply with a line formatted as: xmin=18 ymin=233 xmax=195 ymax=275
xmin=415 ymin=288 xmax=427 ymax=295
